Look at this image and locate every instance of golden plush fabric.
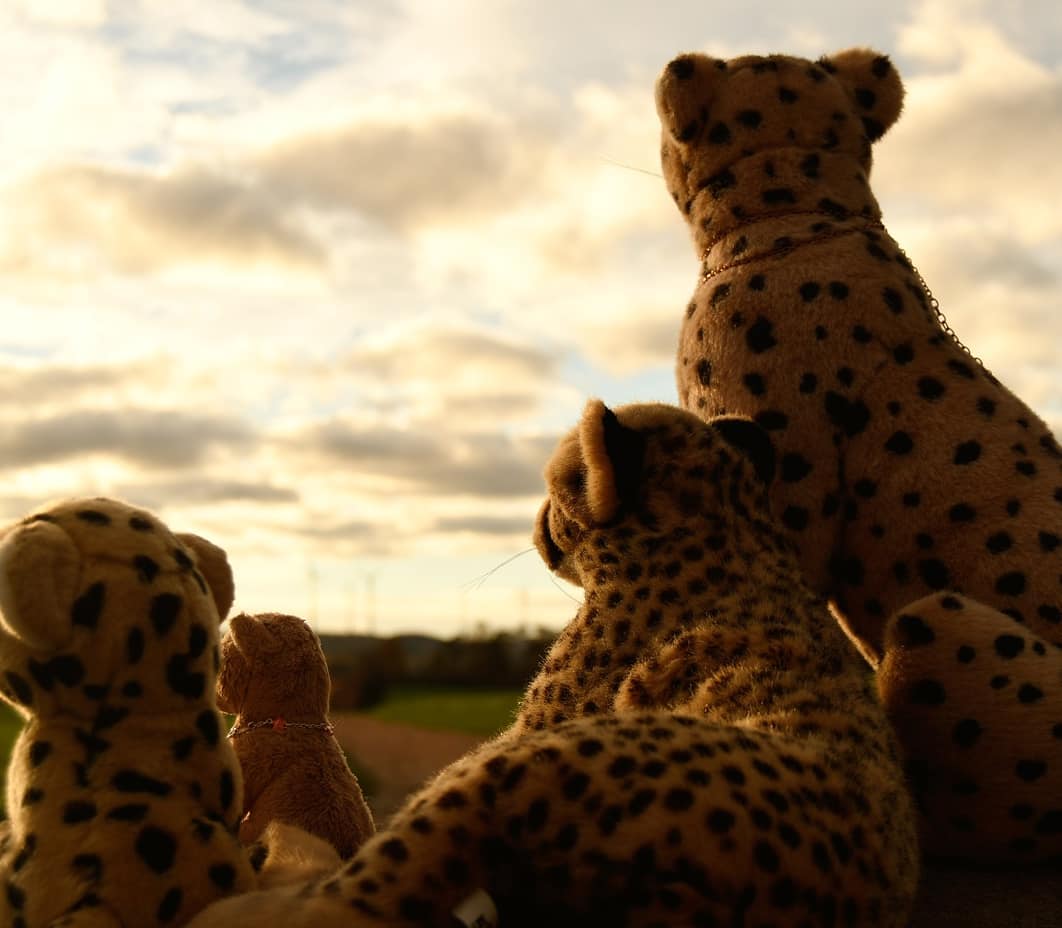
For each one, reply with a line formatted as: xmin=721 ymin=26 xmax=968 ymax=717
xmin=0 ymin=497 xmax=255 ymax=927
xmin=655 ymin=47 xmax=1062 ymax=862
xmin=187 ymin=401 xmax=918 ymax=927
xmin=217 ymin=612 xmax=375 ymax=859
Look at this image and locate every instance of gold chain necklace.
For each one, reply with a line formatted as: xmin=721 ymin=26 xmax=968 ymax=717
xmin=698 ymin=209 xmax=985 ymax=370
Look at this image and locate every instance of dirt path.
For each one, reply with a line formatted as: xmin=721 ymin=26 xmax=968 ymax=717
xmin=331 ymin=713 xmax=485 ymax=825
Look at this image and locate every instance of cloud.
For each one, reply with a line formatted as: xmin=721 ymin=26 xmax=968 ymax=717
xmin=431 ymin=514 xmax=534 ymax=537
xmin=293 ymin=419 xmax=556 ymax=499
xmin=1 ymin=164 xmax=325 ymax=277
xmin=113 ymin=477 xmax=299 ymax=510
xmin=257 ymin=112 xmax=542 ymax=230
xmin=877 ymin=2 xmax=1062 ymax=240
xmin=11 ymin=0 xmax=107 ymax=27
xmin=576 ymin=310 xmax=680 ymax=374
xmin=0 ymin=407 xmax=252 ymax=470
xmin=0 ymin=362 xmax=153 ymax=406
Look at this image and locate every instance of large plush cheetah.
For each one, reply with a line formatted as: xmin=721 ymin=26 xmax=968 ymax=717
xmin=188 ymin=400 xmax=918 ymax=927
xmin=655 ymin=47 xmax=1062 ymax=859
xmin=0 ymin=498 xmax=256 ymax=926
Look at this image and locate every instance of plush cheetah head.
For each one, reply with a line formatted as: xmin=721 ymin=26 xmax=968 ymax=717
xmin=217 ymin=612 xmax=330 ymax=722
xmin=655 ymin=48 xmax=904 ymax=232
xmin=534 ymin=399 xmax=778 ymax=586
xmin=0 ymin=497 xmax=234 ymax=719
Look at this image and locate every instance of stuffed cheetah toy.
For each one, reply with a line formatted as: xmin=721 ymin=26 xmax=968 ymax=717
xmin=187 ymin=400 xmax=918 ymax=928
xmin=0 ymin=497 xmax=257 ymax=926
xmin=655 ymin=47 xmax=1062 ymax=860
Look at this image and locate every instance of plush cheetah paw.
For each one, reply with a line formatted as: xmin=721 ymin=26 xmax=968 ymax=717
xmin=878 ymin=592 xmax=1062 ymax=860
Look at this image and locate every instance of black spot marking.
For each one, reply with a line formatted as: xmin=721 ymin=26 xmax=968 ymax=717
xmin=995 ymin=572 xmax=1027 ymax=596
xmin=895 ymin=614 xmax=935 ymax=646
xmin=707 ymin=122 xmax=731 ymax=144
xmin=746 ymin=317 xmax=777 ymax=353
xmin=113 ymin=770 xmax=173 ymax=796
xmin=196 ymin=711 xmax=220 ymax=746
xmin=917 ymin=559 xmax=950 ymax=590
xmin=824 ymin=392 xmax=870 ymax=437
xmin=151 ymin=593 xmax=182 ymax=637
xmin=4 ymin=672 xmax=33 ymax=707
xmin=72 ymin=582 xmax=105 ymax=629
xmin=106 ymin=804 xmax=150 ymax=822
xmin=953 ymin=441 xmax=982 ymax=465
xmin=1016 ymin=760 xmax=1047 ymax=782
xmin=953 ymin=719 xmax=982 ymax=748
xmin=909 ymin=680 xmax=946 ymax=705
xmin=885 ymin=431 xmax=913 ymax=455
xmin=157 ymin=887 xmax=182 ymax=922
xmin=995 ymin=635 xmax=1025 ymax=659
xmin=77 ymin=509 xmax=111 ymax=525
xmin=127 ymin=627 xmax=145 ymax=664
xmin=220 ymin=769 xmax=235 ymax=809
xmin=62 ymin=800 xmax=97 ymax=824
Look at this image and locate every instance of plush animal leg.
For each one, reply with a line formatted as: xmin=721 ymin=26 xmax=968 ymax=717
xmin=878 ymin=592 xmax=1062 ymax=861
xmin=188 ymin=709 xmax=915 ymax=928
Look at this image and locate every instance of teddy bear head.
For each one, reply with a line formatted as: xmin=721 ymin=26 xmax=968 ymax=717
xmin=0 ymin=497 xmax=233 ymax=718
xmin=216 ymin=612 xmax=330 ymax=722
xmin=534 ymin=400 xmax=778 ymax=586
xmin=655 ymin=48 xmax=904 ymax=242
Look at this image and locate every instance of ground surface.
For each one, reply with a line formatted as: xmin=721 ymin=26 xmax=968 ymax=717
xmin=331 ymin=713 xmax=485 ymax=823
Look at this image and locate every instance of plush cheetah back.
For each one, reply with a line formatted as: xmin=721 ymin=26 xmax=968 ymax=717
xmin=0 ymin=498 xmax=255 ymax=927
xmin=656 ymin=48 xmax=1062 ymax=861
xmin=185 ymin=402 xmax=917 ymax=928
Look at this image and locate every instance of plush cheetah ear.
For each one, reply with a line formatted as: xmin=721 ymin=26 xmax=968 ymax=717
xmin=710 ymin=417 xmax=776 ymax=485
xmin=0 ymin=519 xmax=80 ymax=651
xmin=820 ymin=48 xmax=904 ymax=141
xmin=178 ymin=533 xmax=235 ymax=622
xmin=655 ymin=53 xmax=728 ymax=146
xmin=578 ymin=399 xmax=647 ymax=525
xmin=545 ymin=399 xmax=646 ymax=529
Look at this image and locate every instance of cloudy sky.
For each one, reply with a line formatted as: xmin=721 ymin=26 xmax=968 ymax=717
xmin=2 ymin=0 xmax=1059 ymax=638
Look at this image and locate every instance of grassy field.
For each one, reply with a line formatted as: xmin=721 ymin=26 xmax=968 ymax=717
xmin=0 ymin=687 xmax=522 ymax=815
xmin=363 ymin=685 xmax=523 ymax=737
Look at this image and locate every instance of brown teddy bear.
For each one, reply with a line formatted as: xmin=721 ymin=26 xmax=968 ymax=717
xmin=217 ymin=611 xmax=375 ymax=859
xmin=654 ymin=46 xmax=1062 ymax=863
xmin=0 ymin=497 xmax=256 ymax=927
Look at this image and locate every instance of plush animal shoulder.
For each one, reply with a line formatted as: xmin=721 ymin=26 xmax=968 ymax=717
xmin=185 ymin=400 xmax=918 ymax=928
xmin=0 ymin=497 xmax=255 ymax=927
xmin=656 ymin=47 xmax=1062 ymax=862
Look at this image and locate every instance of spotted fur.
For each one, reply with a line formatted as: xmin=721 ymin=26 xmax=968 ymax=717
xmin=0 ymin=498 xmax=255 ymax=926
xmin=656 ymin=47 xmax=1062 ymax=860
xmin=186 ymin=401 xmax=918 ymax=928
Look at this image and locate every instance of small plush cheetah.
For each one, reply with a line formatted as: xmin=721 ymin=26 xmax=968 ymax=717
xmin=0 ymin=498 xmax=256 ymax=927
xmin=187 ymin=401 xmax=918 ymax=927
xmin=656 ymin=47 xmax=1062 ymax=859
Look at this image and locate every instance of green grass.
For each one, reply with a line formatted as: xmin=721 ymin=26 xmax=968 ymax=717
xmin=0 ymin=704 xmax=23 ymax=817
xmin=363 ymin=685 xmax=523 ymax=737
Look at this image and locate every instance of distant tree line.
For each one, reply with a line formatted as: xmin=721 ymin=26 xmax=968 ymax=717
xmin=328 ymin=627 xmax=556 ymax=710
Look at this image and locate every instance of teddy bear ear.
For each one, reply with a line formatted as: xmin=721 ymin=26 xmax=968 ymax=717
xmin=0 ymin=519 xmax=80 ymax=651
xmin=709 ymin=416 xmax=777 ymax=485
xmin=177 ymin=533 xmax=235 ymax=623
xmin=655 ymin=53 xmax=728 ymax=146
xmin=820 ymin=48 xmax=904 ymax=142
